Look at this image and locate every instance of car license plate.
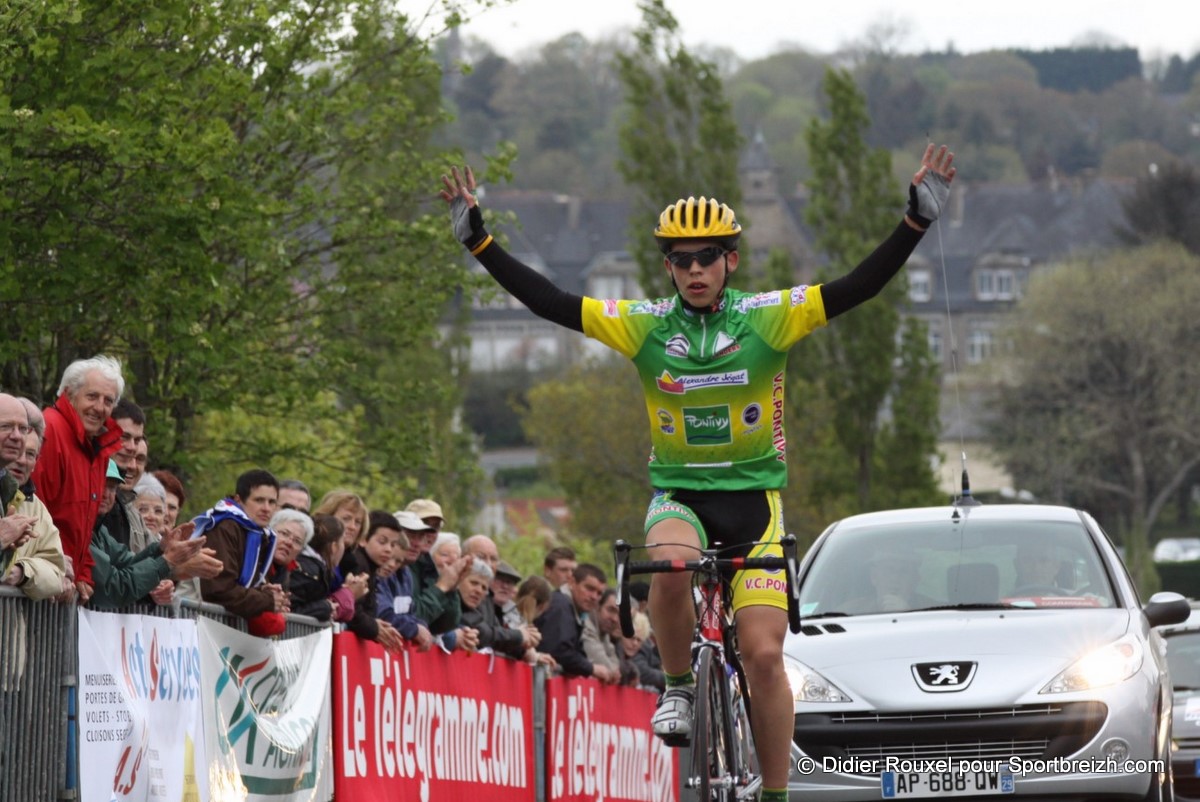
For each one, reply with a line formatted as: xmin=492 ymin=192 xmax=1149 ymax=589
xmin=881 ymin=770 xmax=1015 ymax=798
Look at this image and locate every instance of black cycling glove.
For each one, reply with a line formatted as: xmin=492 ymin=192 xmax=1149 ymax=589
xmin=906 ymin=171 xmax=952 ymax=228
xmin=450 ymin=197 xmax=490 ymax=253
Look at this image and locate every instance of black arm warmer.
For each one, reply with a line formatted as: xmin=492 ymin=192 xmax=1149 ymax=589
xmin=820 ymin=221 xmax=925 ymax=320
xmin=471 ymin=231 xmax=585 ymax=333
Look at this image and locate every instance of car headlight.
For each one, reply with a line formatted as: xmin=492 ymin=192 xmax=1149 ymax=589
xmin=1041 ymin=634 xmax=1144 ymax=693
xmin=784 ymin=656 xmax=852 ymax=702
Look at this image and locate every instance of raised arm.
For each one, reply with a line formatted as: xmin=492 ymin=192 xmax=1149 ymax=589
xmin=440 ymin=166 xmax=585 ymax=332
xmin=821 ymin=144 xmax=955 ymax=321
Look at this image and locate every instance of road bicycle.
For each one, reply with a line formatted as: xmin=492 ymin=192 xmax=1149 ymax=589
xmin=614 ymin=535 xmax=802 ymax=801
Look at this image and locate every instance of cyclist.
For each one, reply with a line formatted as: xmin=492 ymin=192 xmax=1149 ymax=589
xmin=441 ymin=143 xmax=955 ymax=802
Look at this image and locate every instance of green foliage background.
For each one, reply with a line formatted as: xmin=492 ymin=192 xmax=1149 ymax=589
xmin=0 ymin=0 xmax=498 ymax=519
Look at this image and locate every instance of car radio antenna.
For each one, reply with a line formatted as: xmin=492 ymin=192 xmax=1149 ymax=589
xmin=929 ymin=154 xmax=980 ymax=509
xmin=957 ymin=451 xmax=980 ymax=507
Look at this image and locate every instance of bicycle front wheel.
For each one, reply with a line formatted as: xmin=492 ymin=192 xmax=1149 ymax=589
xmin=691 ymin=646 xmax=737 ymax=801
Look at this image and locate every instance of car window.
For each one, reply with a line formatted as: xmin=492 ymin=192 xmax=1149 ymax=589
xmin=798 ymin=517 xmax=1116 ymax=617
xmin=1166 ymin=631 xmax=1200 ymax=689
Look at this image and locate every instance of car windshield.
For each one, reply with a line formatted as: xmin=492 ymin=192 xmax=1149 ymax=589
xmin=798 ymin=516 xmax=1117 ymax=617
xmin=1166 ymin=630 xmax=1200 ymax=690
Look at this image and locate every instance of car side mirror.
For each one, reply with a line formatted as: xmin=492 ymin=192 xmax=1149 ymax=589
xmin=1144 ymin=591 xmax=1191 ymax=627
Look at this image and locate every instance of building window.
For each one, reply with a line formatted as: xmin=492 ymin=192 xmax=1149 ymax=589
xmin=975 ymin=270 xmax=995 ymax=301
xmin=966 ymin=327 xmax=993 ymax=365
xmin=994 ymin=269 xmax=1015 ymax=300
xmin=909 ymin=269 xmax=932 ymax=303
xmin=589 ymin=275 xmax=624 ymax=300
xmin=927 ymin=323 xmax=942 ymax=362
xmin=976 ymin=267 xmax=1019 ymax=302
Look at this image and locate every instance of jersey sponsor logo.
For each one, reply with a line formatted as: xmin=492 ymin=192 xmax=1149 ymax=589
xmin=771 ymin=371 xmax=786 ymax=462
xmin=665 ymin=333 xmax=690 ymax=358
xmin=789 ymin=285 xmax=810 ymax=306
xmin=656 ymin=408 xmax=676 ymax=435
xmin=713 ymin=331 xmax=740 ymax=356
xmin=741 ymin=402 xmax=763 ymax=434
xmin=733 ymin=291 xmax=781 ymax=313
xmin=743 ymin=575 xmax=787 ymax=592
xmin=683 ymin=404 xmax=732 ymax=446
xmin=655 ymin=370 xmax=749 ymax=395
xmin=603 ymin=299 xmax=620 ymax=317
xmin=627 ymin=298 xmax=676 ymax=317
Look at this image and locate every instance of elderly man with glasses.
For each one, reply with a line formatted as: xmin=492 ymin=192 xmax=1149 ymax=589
xmin=0 ymin=393 xmax=66 ymax=599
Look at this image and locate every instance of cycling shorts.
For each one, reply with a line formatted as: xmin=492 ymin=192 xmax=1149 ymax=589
xmin=644 ymin=488 xmax=787 ymax=613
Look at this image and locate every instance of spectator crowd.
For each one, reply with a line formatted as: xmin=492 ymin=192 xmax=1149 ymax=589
xmin=0 ymin=355 xmax=662 ymax=687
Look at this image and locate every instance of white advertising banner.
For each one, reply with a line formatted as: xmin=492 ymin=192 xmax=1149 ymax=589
xmin=197 ymin=617 xmax=333 ymax=802
xmin=77 ymin=609 xmax=207 ymax=802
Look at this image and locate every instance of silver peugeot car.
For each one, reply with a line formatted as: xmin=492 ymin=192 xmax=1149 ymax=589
xmin=783 ymin=503 xmax=1190 ymax=801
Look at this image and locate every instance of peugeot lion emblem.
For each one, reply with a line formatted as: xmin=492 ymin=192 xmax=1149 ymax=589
xmin=912 ymin=661 xmax=977 ymax=692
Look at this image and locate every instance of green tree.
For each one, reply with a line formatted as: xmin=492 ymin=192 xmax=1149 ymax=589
xmin=0 ymin=0 xmax=493 ymax=513
xmin=491 ymin=33 xmax=625 ymax=193
xmin=615 ymin=0 xmax=744 ymax=295
xmin=989 ymin=243 xmax=1200 ymax=595
xmin=519 ymin=357 xmax=652 ymax=544
xmin=1115 ymin=161 xmax=1200 ymax=255
xmin=799 ymin=67 xmax=941 ymax=510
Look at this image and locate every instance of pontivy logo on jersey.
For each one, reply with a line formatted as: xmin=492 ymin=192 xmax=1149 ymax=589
xmin=683 ymin=405 xmax=732 ymax=445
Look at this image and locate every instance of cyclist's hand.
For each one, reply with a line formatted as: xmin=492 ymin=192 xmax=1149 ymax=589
xmin=906 ymin=143 xmax=956 ymax=230
xmin=439 ymin=167 xmax=488 ymax=248
xmin=439 ymin=166 xmax=478 ymax=209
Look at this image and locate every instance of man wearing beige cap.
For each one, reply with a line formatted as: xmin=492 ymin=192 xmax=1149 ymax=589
xmin=405 ymin=498 xmax=444 ymax=532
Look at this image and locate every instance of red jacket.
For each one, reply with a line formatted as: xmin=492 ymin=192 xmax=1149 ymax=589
xmin=31 ymin=394 xmax=123 ymax=588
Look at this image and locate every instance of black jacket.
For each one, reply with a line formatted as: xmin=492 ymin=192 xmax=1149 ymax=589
xmin=339 ymin=547 xmax=382 ymax=641
xmin=632 ymin=640 xmax=666 ymax=691
xmin=461 ymin=594 xmax=526 ymax=660
xmin=534 ymin=590 xmax=593 ymax=677
xmin=288 ymin=550 xmax=334 ymax=621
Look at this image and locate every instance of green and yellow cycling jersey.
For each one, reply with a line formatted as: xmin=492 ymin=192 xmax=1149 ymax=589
xmin=581 ymin=285 xmax=827 ymax=491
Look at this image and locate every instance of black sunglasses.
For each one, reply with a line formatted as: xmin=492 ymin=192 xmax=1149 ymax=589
xmin=665 ymin=246 xmax=726 ymax=268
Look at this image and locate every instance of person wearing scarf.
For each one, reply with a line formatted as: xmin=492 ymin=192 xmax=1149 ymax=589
xmin=195 ymin=469 xmax=288 ymax=636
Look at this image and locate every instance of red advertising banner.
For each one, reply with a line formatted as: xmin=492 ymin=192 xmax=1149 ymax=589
xmin=332 ymin=633 xmax=536 ymax=802
xmin=544 ymin=676 xmax=678 ymax=802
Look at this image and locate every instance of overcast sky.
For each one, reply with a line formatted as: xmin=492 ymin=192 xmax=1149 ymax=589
xmin=445 ymin=0 xmax=1196 ymax=62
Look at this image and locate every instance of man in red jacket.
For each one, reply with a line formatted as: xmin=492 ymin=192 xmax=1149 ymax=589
xmin=31 ymin=355 xmax=126 ymax=603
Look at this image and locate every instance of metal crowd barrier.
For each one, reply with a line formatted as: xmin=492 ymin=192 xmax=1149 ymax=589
xmin=0 ymin=587 xmax=329 ymax=802
xmin=1 ymin=586 xmax=77 ymax=802
xmin=1 ymin=590 xmax=686 ymax=802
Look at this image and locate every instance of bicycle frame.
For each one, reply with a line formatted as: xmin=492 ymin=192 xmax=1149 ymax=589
xmin=614 ymin=536 xmax=802 ymax=801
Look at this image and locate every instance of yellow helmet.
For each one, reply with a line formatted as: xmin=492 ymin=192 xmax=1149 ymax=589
xmin=653 ymin=196 xmax=741 ymax=253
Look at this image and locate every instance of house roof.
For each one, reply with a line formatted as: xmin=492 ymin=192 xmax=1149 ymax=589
xmin=907 ymin=177 xmax=1131 ymax=313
